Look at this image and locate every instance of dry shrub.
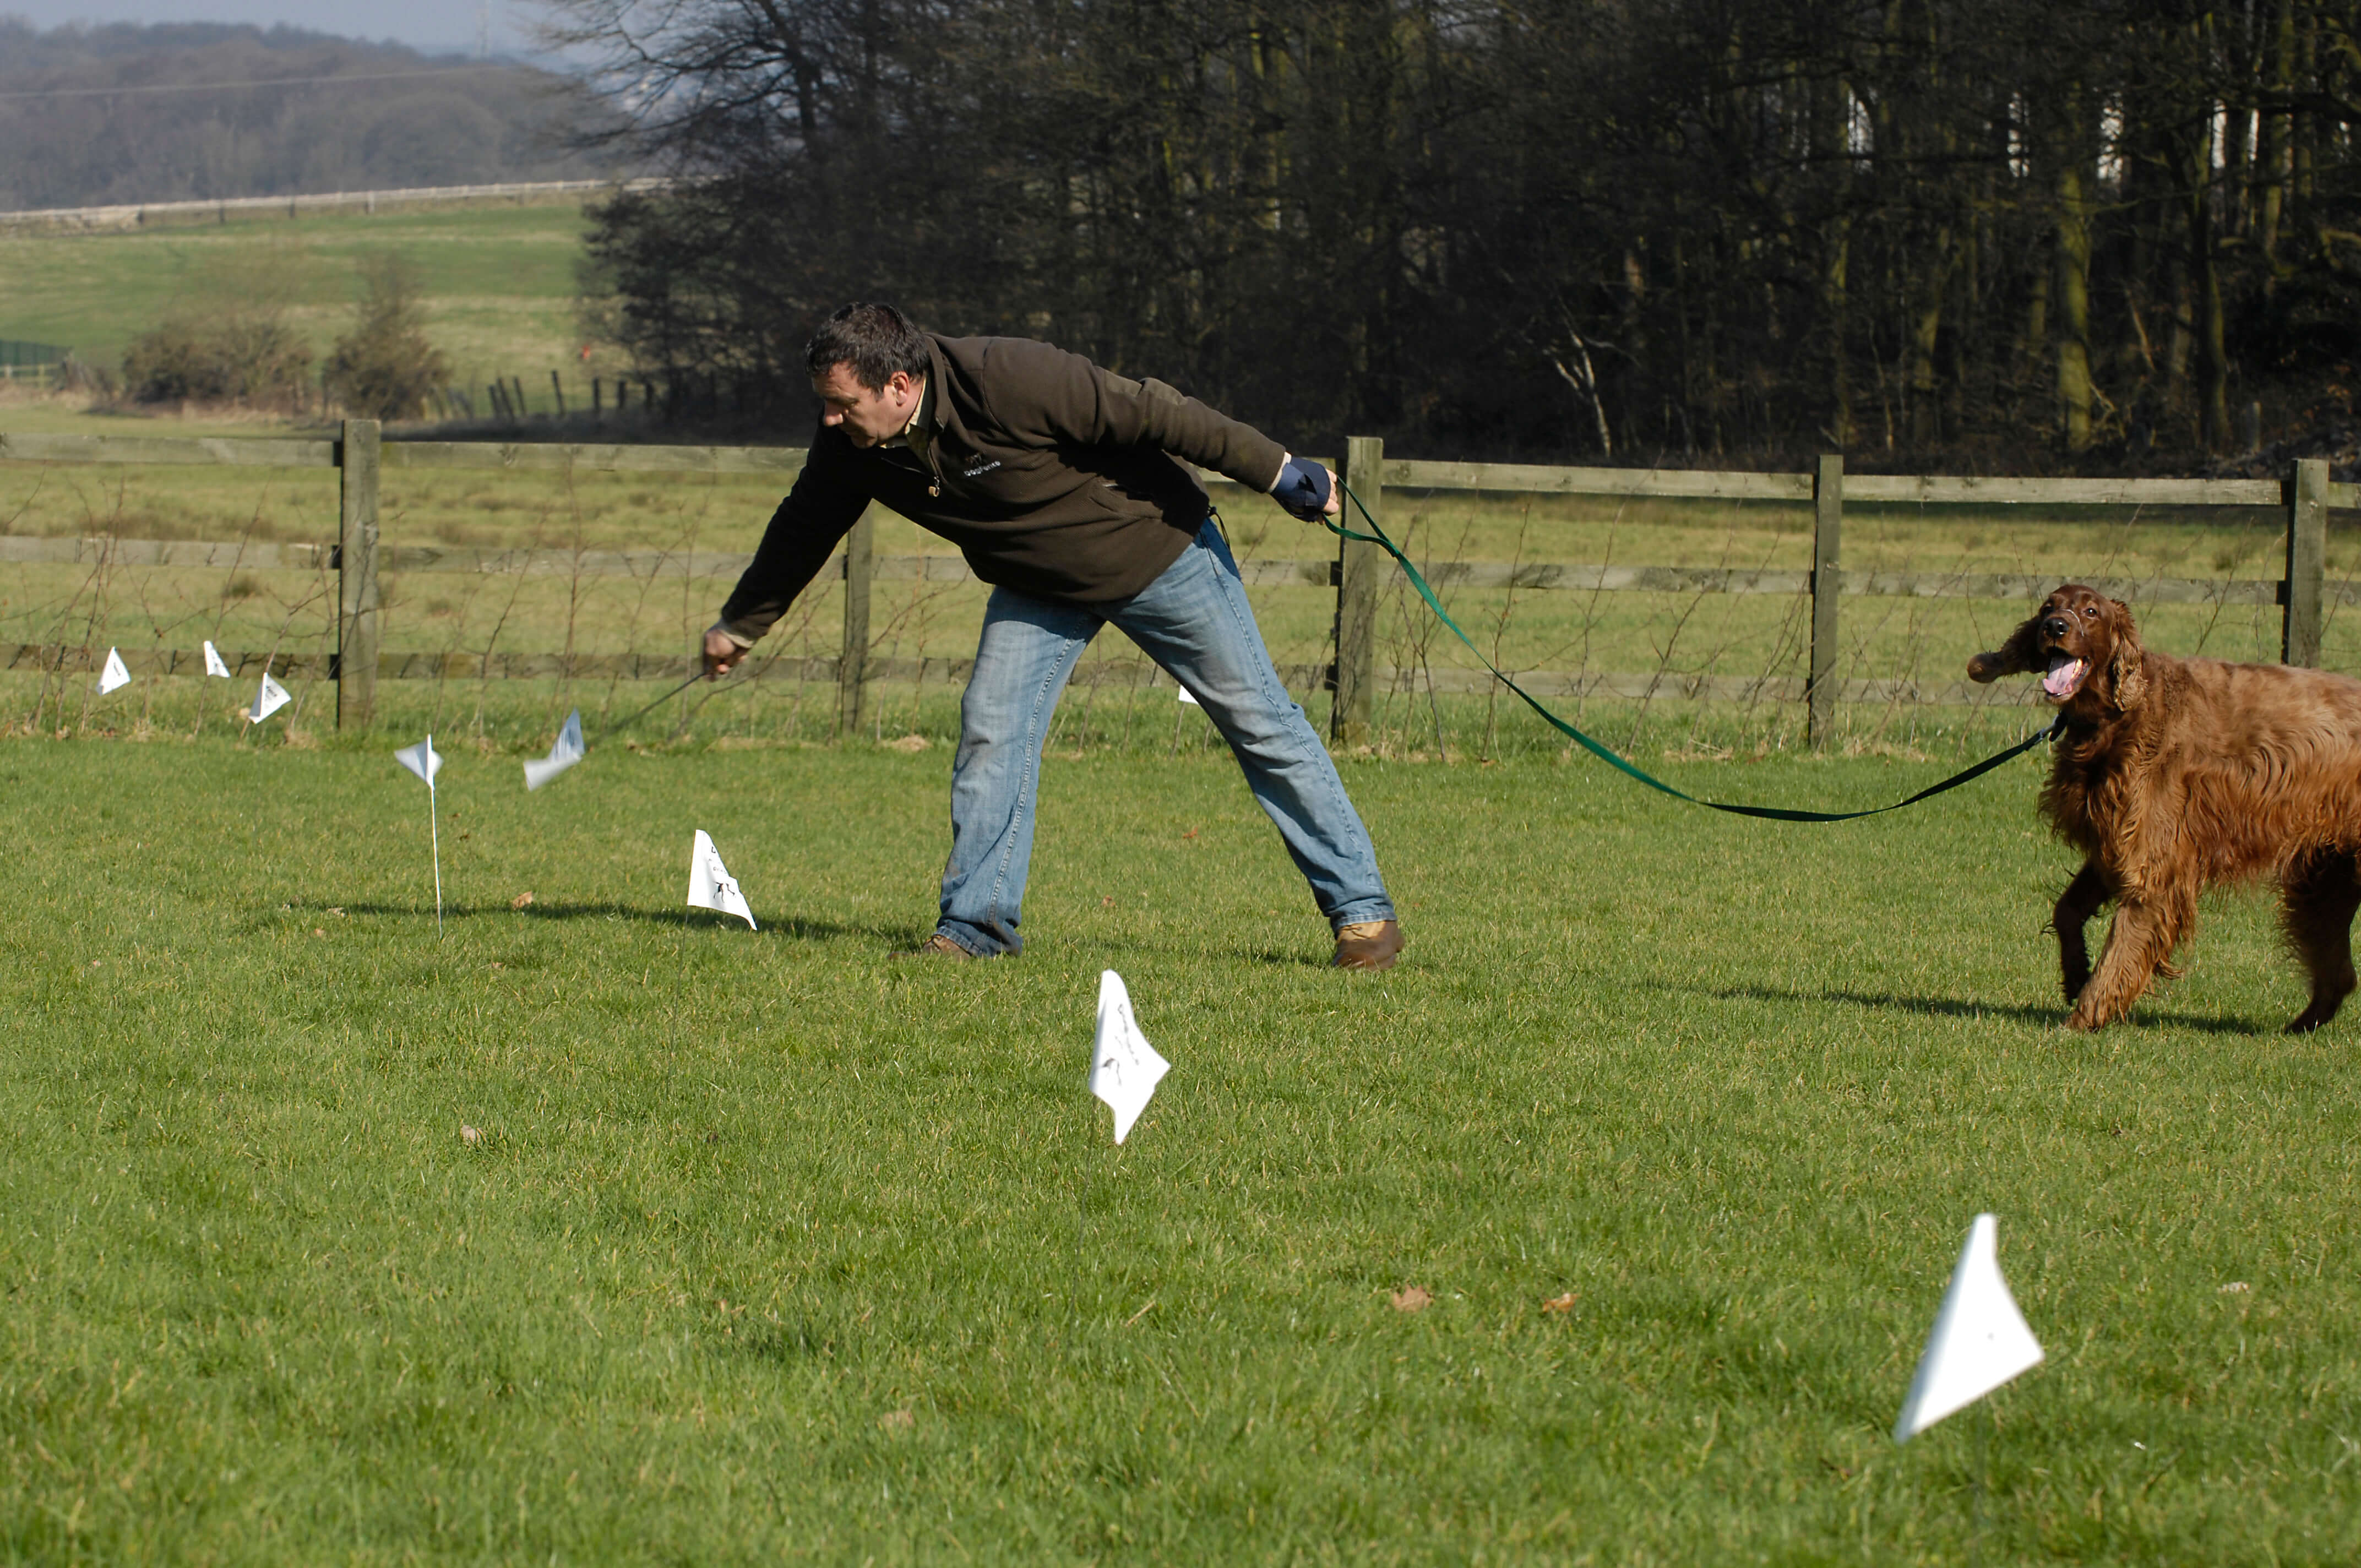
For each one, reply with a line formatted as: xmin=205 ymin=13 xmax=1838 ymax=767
xmin=324 ymin=253 xmax=449 ymax=421
xmin=122 ymin=314 xmax=313 ymax=409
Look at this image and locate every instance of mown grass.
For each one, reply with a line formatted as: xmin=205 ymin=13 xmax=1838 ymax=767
xmin=2 ymin=735 xmax=2356 ymax=1563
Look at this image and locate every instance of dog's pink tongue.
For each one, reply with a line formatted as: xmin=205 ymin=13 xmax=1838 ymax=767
xmin=2043 ymin=656 xmax=2087 ymax=699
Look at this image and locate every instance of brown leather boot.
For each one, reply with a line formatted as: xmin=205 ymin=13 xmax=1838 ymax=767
xmin=892 ymin=933 xmax=976 ymax=960
xmin=1332 ymin=919 xmax=1405 ymax=971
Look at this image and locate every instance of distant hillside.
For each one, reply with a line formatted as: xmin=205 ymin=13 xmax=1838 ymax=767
xmin=0 ymin=20 xmax=623 ymax=210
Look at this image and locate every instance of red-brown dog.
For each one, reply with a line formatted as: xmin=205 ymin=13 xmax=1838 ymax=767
xmin=1970 ymin=584 xmax=2361 ymax=1031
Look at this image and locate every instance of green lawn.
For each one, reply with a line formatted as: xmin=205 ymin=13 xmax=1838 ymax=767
xmin=2 ymin=736 xmax=2354 ymax=1562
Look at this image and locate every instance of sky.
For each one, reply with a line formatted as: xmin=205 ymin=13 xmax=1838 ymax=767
xmin=0 ymin=1 xmax=548 ymax=60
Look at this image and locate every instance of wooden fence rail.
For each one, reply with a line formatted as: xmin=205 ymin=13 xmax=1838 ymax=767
xmin=2 ymin=421 xmax=2347 ymax=745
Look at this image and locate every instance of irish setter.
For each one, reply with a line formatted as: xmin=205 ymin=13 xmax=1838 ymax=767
xmin=1970 ymin=584 xmax=2361 ymax=1032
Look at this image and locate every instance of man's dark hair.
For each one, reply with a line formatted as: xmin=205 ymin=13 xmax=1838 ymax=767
xmin=805 ymin=302 xmax=930 ymax=392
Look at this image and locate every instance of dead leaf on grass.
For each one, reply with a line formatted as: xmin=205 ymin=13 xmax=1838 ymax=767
xmin=1542 ymin=1292 xmax=1579 ymax=1314
xmin=879 ymin=1408 xmax=915 ymax=1431
xmin=512 ymin=891 xmax=535 ymax=910
xmin=461 ymin=1124 xmax=482 ymax=1146
xmin=2219 ymin=1281 xmax=2250 ymax=1293
xmin=886 ymin=734 xmax=929 ymax=753
xmin=1391 ymin=1285 xmax=1432 ymax=1313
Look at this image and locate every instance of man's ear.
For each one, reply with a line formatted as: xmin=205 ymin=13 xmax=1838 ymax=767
xmin=1968 ymin=609 xmax=2048 ymax=683
xmin=2106 ymin=598 xmax=2147 ymax=710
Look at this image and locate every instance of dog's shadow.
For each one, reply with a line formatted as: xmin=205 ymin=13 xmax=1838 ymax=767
xmin=1677 ymin=981 xmax=2268 ymax=1037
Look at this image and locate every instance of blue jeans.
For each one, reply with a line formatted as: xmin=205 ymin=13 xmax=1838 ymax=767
xmin=936 ymin=519 xmax=1394 ymax=956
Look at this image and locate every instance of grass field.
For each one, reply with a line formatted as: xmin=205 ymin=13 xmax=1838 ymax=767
xmin=3 ymin=734 xmax=2357 ymax=1562
xmin=0 ymin=197 xmax=615 ymax=406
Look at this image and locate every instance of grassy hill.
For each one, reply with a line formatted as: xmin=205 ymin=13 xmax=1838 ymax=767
xmin=0 ymin=195 xmax=623 ymax=431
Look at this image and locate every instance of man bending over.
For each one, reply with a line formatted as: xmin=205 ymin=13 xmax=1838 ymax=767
xmin=705 ymin=302 xmax=1403 ymax=970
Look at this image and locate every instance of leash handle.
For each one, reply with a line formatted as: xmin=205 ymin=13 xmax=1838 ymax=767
xmin=1324 ymin=483 xmax=2056 ymax=822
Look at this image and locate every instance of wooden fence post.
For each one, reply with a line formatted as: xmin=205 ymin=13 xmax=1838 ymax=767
xmin=1332 ymin=435 xmax=1382 ymax=747
xmin=2285 ymin=457 xmax=2327 ymax=667
xmin=336 ymin=418 xmax=381 ymax=731
xmin=838 ymin=510 xmax=875 ymax=736
xmin=1808 ymin=453 xmax=1843 ymax=749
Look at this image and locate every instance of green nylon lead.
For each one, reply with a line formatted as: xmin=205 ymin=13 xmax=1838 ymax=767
xmin=1324 ymin=484 xmax=2058 ymax=823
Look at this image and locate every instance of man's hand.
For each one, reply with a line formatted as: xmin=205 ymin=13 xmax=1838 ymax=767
xmin=704 ymin=626 xmax=747 ymax=679
xmin=1271 ymin=455 xmax=1337 ymax=522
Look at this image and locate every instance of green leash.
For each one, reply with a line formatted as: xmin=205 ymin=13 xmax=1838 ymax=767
xmin=1323 ymin=484 xmax=2059 ymax=822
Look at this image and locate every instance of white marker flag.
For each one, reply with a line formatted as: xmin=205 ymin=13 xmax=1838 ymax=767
xmin=1089 ymin=970 xmax=1169 ymax=1144
xmin=96 ymin=647 xmax=130 ymax=694
xmin=202 ymin=640 xmax=231 ymax=678
xmin=250 ymin=672 xmax=291 ymax=722
xmin=1894 ymin=1214 xmax=2046 ymax=1442
xmin=394 ymin=735 xmax=445 ymax=931
xmin=523 ymin=709 xmax=584 ymax=791
xmin=687 ymin=830 xmax=755 ymax=928
xmin=394 ymin=735 xmax=443 ymax=786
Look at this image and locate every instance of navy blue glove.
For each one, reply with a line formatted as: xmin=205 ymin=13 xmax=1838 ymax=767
xmin=1271 ymin=456 xmax=1332 ymax=521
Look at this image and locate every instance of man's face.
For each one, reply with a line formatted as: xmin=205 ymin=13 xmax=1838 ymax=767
xmin=813 ymin=362 xmax=921 ymax=447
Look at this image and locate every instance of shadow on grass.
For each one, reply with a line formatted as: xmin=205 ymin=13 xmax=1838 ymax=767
xmin=1675 ymin=981 xmax=2268 ymax=1036
xmin=289 ymin=900 xmax=906 ymax=944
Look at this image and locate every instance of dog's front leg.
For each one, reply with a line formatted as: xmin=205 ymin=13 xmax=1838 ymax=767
xmin=2051 ymin=861 xmax=2112 ymax=1004
xmin=2068 ymin=884 xmax=2193 ymax=1030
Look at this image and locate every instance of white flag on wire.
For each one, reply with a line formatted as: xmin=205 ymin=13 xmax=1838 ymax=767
xmin=394 ymin=735 xmax=446 ymax=930
xmin=686 ymin=830 xmax=755 ymax=928
xmin=1894 ymin=1214 xmax=2046 ymax=1442
xmin=96 ymin=647 xmax=130 ymax=694
xmin=523 ymin=709 xmax=585 ymax=791
xmin=249 ymin=672 xmax=291 ymax=722
xmin=1089 ymin=970 xmax=1169 ymax=1144
xmin=394 ymin=734 xmax=443 ymax=785
xmin=202 ymin=640 xmax=231 ymax=678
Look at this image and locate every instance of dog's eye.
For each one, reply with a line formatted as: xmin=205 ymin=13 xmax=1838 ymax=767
xmin=2081 ymin=607 xmax=2097 ymax=618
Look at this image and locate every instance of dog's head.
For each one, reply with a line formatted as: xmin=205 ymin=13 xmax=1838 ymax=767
xmin=1968 ymin=584 xmax=2147 ymax=713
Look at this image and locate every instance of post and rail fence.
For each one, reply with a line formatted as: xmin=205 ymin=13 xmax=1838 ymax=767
xmin=1 ymin=422 xmax=2351 ymax=748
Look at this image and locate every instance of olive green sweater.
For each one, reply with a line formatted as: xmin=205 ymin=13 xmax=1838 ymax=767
xmin=716 ymin=334 xmax=1289 ymax=639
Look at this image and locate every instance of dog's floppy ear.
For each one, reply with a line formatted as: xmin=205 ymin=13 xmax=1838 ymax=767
xmin=2104 ymin=597 xmax=2147 ymax=710
xmin=1968 ymin=607 xmax=2049 ymax=683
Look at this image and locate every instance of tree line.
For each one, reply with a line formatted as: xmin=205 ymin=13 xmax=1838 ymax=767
xmin=0 ymin=21 xmax=616 ymax=211
xmin=560 ymin=0 xmax=2361 ymax=469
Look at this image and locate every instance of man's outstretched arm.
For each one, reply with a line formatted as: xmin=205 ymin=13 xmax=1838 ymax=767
xmin=705 ymin=448 xmax=869 ymax=677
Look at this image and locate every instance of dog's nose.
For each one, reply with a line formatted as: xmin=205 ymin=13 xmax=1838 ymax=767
xmin=2042 ymin=615 xmax=2070 ymax=639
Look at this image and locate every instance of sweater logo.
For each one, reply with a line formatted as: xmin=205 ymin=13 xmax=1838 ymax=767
xmin=961 ymin=459 xmax=1003 ymax=478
